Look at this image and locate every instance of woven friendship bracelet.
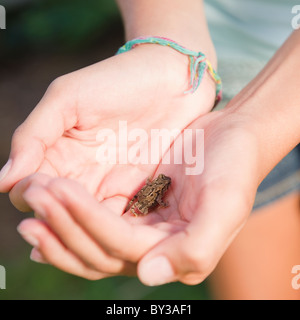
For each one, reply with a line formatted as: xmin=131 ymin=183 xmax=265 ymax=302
xmin=116 ymin=36 xmax=222 ymax=102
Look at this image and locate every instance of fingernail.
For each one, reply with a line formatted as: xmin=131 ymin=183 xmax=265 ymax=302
xmin=17 ymin=226 xmax=39 ymax=248
xmin=30 ymin=248 xmax=47 ymax=264
xmin=0 ymin=159 xmax=12 ymax=182
xmin=139 ymin=256 xmax=175 ymax=286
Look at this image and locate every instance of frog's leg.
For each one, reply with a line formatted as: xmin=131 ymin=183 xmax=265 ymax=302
xmin=141 ymin=207 xmax=149 ymax=216
xmin=157 ymin=194 xmax=169 ymax=208
xmin=130 ymin=204 xmax=139 ymax=217
xmin=125 ymin=194 xmax=138 ymax=212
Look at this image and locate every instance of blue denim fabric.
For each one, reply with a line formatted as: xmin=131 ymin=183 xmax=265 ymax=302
xmin=253 ymin=144 xmax=300 ymax=211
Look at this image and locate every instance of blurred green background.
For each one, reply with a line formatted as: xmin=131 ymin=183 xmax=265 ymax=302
xmin=0 ymin=0 xmax=211 ymax=300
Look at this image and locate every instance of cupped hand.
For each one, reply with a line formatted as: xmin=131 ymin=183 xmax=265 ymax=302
xmin=17 ymin=108 xmax=262 ymax=285
xmin=0 ymin=44 xmax=216 ymax=211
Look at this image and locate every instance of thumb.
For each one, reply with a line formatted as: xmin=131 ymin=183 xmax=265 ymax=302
xmin=137 ymin=230 xmax=214 ymax=286
xmin=0 ymin=79 xmax=75 ymax=192
xmin=137 ymin=187 xmax=251 ymax=286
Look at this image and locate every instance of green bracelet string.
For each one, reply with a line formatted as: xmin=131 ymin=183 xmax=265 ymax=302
xmin=116 ymin=36 xmax=222 ymax=102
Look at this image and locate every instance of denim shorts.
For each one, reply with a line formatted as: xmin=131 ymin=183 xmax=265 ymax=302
xmin=252 ymin=144 xmax=300 ymax=211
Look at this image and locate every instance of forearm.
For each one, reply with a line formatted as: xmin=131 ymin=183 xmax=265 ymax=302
xmin=229 ymin=30 xmax=300 ymax=181
xmin=116 ymin=0 xmax=216 ymax=66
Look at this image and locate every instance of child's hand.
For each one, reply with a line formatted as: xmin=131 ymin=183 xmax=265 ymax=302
xmin=16 ymin=110 xmax=261 ymax=285
xmin=0 ymin=44 xmax=216 ymax=211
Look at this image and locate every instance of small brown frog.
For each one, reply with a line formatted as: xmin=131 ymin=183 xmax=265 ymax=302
xmin=126 ymin=174 xmax=171 ymax=216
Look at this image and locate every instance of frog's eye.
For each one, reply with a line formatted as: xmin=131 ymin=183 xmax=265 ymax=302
xmin=158 ymin=174 xmax=171 ymax=182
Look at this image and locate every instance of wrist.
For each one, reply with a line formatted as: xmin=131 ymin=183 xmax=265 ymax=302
xmin=121 ymin=40 xmax=218 ymax=108
xmin=129 ymin=43 xmax=190 ymax=90
xmin=225 ymin=31 xmax=300 ymax=178
xmin=113 ymin=42 xmax=217 ymax=130
xmin=117 ymin=0 xmax=217 ymax=68
xmin=224 ymin=92 xmax=298 ymax=184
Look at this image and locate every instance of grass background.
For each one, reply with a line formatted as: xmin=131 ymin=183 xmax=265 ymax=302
xmin=1 ymin=254 xmax=210 ymax=300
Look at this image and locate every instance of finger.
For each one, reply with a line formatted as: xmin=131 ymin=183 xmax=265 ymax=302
xmin=45 ymin=178 xmax=170 ymax=262
xmin=9 ymin=173 xmax=53 ymax=212
xmin=23 ymin=184 xmax=136 ymax=275
xmin=17 ymin=218 xmax=110 ymax=280
xmin=138 ymin=185 xmax=250 ymax=286
xmin=0 ymin=77 xmax=77 ymax=193
xmin=30 ymin=248 xmax=49 ymax=264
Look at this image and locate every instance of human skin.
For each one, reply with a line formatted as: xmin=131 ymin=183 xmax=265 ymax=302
xmin=0 ymin=0 xmax=217 ymax=199
xmin=14 ymin=109 xmax=260 ymax=285
xmin=1 ymin=2 xmax=300 ymax=286
xmin=0 ymin=0 xmax=217 ymax=282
